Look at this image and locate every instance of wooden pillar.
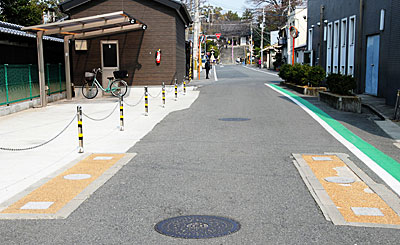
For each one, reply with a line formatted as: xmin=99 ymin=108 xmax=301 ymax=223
xmin=64 ymin=36 xmax=72 ymax=100
xmin=36 ymin=31 xmax=47 ymax=107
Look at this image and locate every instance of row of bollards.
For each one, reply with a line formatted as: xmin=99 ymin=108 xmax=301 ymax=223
xmin=76 ymin=81 xmax=188 ymax=153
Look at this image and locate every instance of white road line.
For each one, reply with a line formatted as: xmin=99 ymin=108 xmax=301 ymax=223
xmin=214 ymin=65 xmax=218 ymax=81
xmin=244 ymin=66 xmax=280 ymax=77
xmin=266 ymin=83 xmax=400 ymax=197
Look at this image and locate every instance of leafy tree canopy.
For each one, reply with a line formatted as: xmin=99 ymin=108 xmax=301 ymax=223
xmin=0 ymin=0 xmax=62 ymax=26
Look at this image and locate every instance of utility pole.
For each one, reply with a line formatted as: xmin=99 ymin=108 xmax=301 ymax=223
xmin=193 ymin=0 xmax=199 ymax=79
xmin=250 ymin=22 xmax=253 ymax=65
xmin=260 ymin=8 xmax=265 ymax=68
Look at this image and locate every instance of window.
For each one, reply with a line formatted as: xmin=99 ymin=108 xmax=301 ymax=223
xmin=308 ymin=28 xmax=313 ymax=51
xmin=340 ymin=18 xmax=348 ymax=74
xmin=348 ymin=16 xmax=356 ymax=76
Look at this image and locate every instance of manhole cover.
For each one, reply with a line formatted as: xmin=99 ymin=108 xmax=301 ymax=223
xmin=154 ymin=215 xmax=240 ymax=239
xmin=219 ymin=118 xmax=250 ymax=122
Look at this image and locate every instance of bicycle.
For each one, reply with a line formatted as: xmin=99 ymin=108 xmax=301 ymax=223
xmin=82 ymin=68 xmax=128 ymax=99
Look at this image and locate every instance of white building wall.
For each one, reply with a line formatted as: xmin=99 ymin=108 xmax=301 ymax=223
xmin=287 ymin=7 xmax=308 ymax=64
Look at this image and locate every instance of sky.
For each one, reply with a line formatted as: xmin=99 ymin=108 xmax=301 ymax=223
xmin=206 ymin=0 xmax=253 ymax=16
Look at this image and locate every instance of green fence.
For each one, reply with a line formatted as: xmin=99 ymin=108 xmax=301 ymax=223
xmin=0 ymin=64 xmax=66 ymax=106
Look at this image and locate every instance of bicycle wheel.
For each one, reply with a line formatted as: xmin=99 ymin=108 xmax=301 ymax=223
xmin=110 ymin=79 xmax=128 ymax=97
xmin=82 ymin=81 xmax=99 ymax=99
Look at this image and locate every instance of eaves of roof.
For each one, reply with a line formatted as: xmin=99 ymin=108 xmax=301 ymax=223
xmin=59 ymin=0 xmax=192 ymax=25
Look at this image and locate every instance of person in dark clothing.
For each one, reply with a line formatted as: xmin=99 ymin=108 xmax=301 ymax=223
xmin=205 ymin=59 xmax=211 ymax=79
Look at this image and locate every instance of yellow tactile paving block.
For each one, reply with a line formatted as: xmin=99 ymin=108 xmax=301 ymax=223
xmin=302 ymin=155 xmax=400 ymax=225
xmin=1 ymin=154 xmax=125 ymax=214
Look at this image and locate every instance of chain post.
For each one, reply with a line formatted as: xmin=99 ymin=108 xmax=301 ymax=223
xmin=119 ymin=96 xmax=124 ymax=131
xmin=174 ymin=79 xmax=178 ymax=101
xmin=162 ymin=82 xmax=166 ymax=108
xmin=145 ymin=86 xmax=149 ymax=116
xmin=77 ymin=106 xmax=84 ymax=153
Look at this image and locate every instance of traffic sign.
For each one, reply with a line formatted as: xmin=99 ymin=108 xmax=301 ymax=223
xmin=215 ymin=33 xmax=221 ymax=40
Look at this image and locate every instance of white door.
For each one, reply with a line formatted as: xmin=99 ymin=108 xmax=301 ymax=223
xmin=101 ymin=40 xmax=119 ymax=90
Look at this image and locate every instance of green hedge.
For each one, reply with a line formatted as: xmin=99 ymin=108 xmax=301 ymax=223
xmin=326 ymin=73 xmax=356 ymax=95
xmin=278 ymin=63 xmax=326 ymax=87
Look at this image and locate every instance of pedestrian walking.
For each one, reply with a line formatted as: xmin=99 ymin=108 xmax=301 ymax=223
xmin=205 ymin=58 xmax=211 ymax=79
xmin=258 ymin=59 xmax=261 ymax=68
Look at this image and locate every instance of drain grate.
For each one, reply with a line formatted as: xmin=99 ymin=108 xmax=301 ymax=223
xmin=219 ymin=118 xmax=250 ymax=122
xmin=154 ymin=215 xmax=240 ymax=239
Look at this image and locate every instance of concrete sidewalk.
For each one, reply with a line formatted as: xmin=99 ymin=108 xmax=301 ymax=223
xmin=0 ymin=85 xmax=199 ymax=205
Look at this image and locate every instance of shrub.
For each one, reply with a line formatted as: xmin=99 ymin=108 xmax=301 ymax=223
xmin=326 ymin=73 xmax=356 ymax=95
xmin=307 ymin=66 xmax=326 ymax=87
xmin=291 ymin=63 xmax=310 ymax=86
xmin=278 ymin=64 xmax=292 ymax=82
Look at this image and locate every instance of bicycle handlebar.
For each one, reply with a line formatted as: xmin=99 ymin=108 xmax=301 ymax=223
xmin=93 ymin=68 xmax=102 ymax=74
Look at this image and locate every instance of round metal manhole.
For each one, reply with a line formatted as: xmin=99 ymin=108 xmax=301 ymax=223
xmin=219 ymin=118 xmax=250 ymax=122
xmin=154 ymin=215 xmax=240 ymax=239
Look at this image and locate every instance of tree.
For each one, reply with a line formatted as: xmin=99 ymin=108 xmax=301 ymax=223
xmin=222 ymin=10 xmax=240 ymax=21
xmin=246 ymin=0 xmax=306 ymax=30
xmin=0 ymin=0 xmax=63 ymax=26
xmin=0 ymin=0 xmax=43 ymax=26
xmin=241 ymin=8 xmax=254 ymax=21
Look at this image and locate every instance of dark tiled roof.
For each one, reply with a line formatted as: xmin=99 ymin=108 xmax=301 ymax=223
xmin=0 ymin=21 xmax=63 ymax=42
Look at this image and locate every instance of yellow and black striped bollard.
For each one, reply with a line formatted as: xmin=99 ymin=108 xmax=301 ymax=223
xmin=145 ymin=86 xmax=149 ymax=116
xmin=77 ymin=106 xmax=84 ymax=153
xmin=183 ymin=80 xmax=186 ymax=95
xmin=174 ymin=79 xmax=178 ymax=101
xmin=119 ymin=96 xmax=124 ymax=131
xmin=162 ymin=82 xmax=166 ymax=108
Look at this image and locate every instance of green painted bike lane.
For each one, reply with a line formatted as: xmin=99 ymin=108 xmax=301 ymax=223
xmin=269 ymin=84 xmax=400 ymax=183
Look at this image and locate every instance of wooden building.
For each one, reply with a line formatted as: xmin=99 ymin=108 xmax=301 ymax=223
xmin=59 ymin=0 xmax=192 ymax=86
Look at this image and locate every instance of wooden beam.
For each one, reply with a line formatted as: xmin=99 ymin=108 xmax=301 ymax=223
xmin=64 ymin=36 xmax=72 ymax=100
xmin=73 ymin=24 xmax=143 ymax=39
xmin=44 ymin=17 xmax=129 ymax=35
xmin=36 ymin=31 xmax=47 ymax=107
xmin=22 ymin=11 xmax=128 ymax=31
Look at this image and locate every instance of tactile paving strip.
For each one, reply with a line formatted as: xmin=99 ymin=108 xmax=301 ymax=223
xmin=293 ymin=153 xmax=400 ymax=229
xmin=0 ymin=153 xmax=136 ymax=219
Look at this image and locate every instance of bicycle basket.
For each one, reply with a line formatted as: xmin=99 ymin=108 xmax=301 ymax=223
xmin=85 ymin=72 xmax=95 ymax=82
xmin=113 ymin=70 xmax=128 ymax=79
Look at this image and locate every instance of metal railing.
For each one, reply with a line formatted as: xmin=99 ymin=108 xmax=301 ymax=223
xmin=0 ymin=63 xmax=66 ymax=106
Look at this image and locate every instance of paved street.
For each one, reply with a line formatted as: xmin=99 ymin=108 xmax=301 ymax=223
xmin=1 ymin=65 xmax=400 ymax=244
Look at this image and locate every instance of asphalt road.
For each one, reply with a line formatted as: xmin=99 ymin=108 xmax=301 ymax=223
xmin=1 ymin=65 xmax=400 ymax=244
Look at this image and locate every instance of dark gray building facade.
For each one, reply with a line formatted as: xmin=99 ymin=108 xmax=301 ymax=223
xmin=307 ymin=0 xmax=400 ymax=105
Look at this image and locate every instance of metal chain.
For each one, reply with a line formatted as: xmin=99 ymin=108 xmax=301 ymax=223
xmin=82 ymin=102 xmax=119 ymax=121
xmin=148 ymin=89 xmax=162 ymax=98
xmin=125 ymin=93 xmax=145 ymax=107
xmin=165 ymin=86 xmax=175 ymax=93
xmin=0 ymin=114 xmax=77 ymax=151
